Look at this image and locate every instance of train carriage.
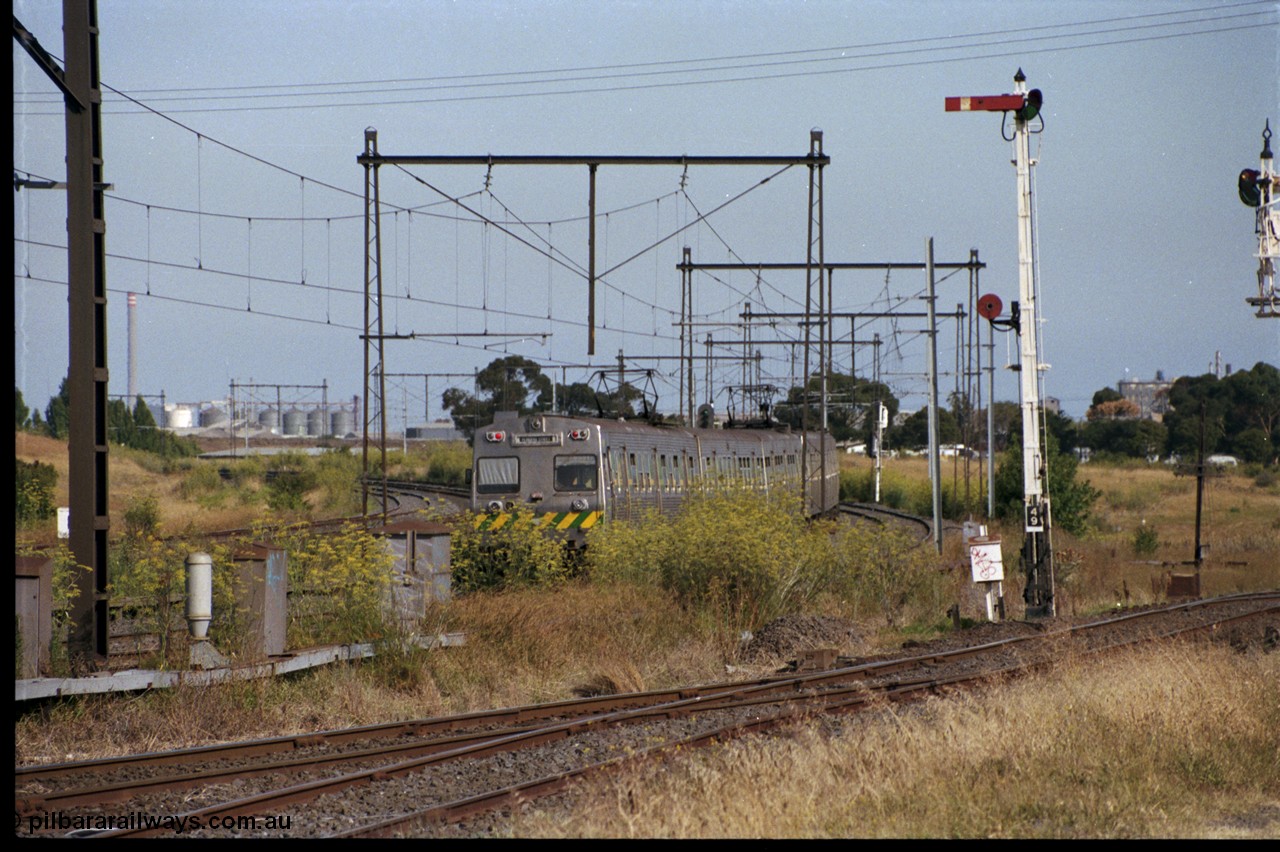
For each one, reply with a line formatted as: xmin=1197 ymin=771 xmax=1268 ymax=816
xmin=471 ymin=410 xmax=838 ymax=546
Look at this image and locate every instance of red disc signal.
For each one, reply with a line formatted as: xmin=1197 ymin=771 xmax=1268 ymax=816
xmin=977 ymin=293 xmax=1003 ymax=321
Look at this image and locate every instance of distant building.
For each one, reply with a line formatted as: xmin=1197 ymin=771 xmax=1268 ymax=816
xmin=405 ymin=421 xmax=466 ymax=441
xmin=1118 ymin=371 xmax=1173 ymax=421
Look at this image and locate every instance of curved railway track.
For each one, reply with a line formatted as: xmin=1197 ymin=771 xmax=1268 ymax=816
xmin=15 ymin=592 xmax=1277 ymax=839
xmin=838 ymin=501 xmax=938 ymax=543
xmin=185 ymin=481 xmax=468 ymax=542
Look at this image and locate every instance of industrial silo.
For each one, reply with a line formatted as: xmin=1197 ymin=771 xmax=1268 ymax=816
xmin=258 ymin=408 xmax=280 ymax=432
xmin=306 ymin=408 xmax=326 ymax=437
xmin=199 ymin=405 xmax=228 ymax=428
xmin=282 ymin=408 xmax=306 ymax=436
xmin=164 ymin=404 xmax=194 ymax=429
xmin=330 ymin=409 xmax=353 ymax=437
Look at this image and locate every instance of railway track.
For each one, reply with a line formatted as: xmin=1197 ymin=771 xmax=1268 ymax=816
xmin=15 ymin=592 xmax=1277 ymax=838
xmin=185 ymin=481 xmax=467 ymax=542
xmin=838 ymin=501 xmax=937 ymax=542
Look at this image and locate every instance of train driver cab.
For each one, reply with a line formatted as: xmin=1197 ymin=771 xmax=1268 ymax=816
xmin=555 ymin=455 xmax=598 ymax=492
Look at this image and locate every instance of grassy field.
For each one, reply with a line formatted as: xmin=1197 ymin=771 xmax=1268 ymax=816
xmin=13 ymin=432 xmax=1280 ymax=836
xmin=839 ymin=452 xmax=1280 ymax=612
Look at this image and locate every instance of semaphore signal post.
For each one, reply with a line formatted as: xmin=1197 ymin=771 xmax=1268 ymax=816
xmin=948 ymin=69 xmax=1055 ymax=618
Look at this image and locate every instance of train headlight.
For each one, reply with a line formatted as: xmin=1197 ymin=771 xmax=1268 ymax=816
xmin=571 ymin=498 xmax=589 ymax=512
xmin=486 ymin=500 xmax=504 ymax=513
xmin=569 ymin=429 xmax=590 ymax=441
xmin=484 ymin=430 xmax=507 ymax=443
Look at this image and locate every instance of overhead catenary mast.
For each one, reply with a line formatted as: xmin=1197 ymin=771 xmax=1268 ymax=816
xmin=948 ymin=68 xmax=1055 ymax=618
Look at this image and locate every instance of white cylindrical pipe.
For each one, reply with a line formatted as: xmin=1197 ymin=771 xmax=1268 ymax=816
xmin=185 ymin=552 xmax=213 ymax=640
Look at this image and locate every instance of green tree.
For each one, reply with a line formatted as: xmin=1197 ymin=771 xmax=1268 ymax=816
xmin=993 ymin=427 xmax=1099 ymax=536
xmin=1082 ymin=416 xmax=1168 ymax=459
xmin=892 ymin=406 xmax=959 ymax=451
xmin=44 ymin=377 xmax=71 ymax=440
xmin=1159 ymin=363 xmax=1279 ymax=465
xmin=1090 ymin=386 xmax=1124 ymax=408
xmin=1224 ymin=362 xmax=1280 ymax=464
xmin=132 ymin=397 xmax=159 ymax=450
xmin=557 ymin=381 xmax=601 ymax=416
xmin=776 ymin=372 xmax=899 ymax=444
xmin=987 ymin=401 xmax=1020 ymax=454
xmin=107 ymin=398 xmax=137 ymax=447
xmin=15 ymin=388 xmax=30 ymax=430
xmin=442 ymin=356 xmax=553 ymax=442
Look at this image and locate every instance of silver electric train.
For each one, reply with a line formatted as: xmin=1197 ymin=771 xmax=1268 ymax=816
xmin=470 ymin=410 xmax=840 ymax=545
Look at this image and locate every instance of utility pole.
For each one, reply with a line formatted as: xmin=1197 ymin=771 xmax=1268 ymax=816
xmin=950 ymin=69 xmax=1055 ymax=617
xmin=925 ymin=239 xmax=943 ymax=554
xmin=1193 ymin=402 xmax=1207 ymax=575
xmin=15 ymin=4 xmax=112 ymax=664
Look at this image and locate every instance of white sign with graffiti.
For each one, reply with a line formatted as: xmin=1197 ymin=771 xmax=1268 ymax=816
xmin=969 ymin=537 xmax=1004 ymax=583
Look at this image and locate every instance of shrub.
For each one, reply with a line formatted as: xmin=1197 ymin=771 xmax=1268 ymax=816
xmin=1132 ymin=524 xmax=1160 ymax=556
xmin=450 ymin=508 xmax=573 ymax=593
xmin=312 ymin=449 xmax=361 ymax=512
xmin=14 ymin=542 xmax=90 ymax=676
xmin=265 ymin=464 xmax=316 ymax=512
xmin=109 ymin=534 xmax=198 ymax=667
xmin=16 ymin=459 xmax=56 ymax=524
xmin=123 ymin=493 xmax=161 ymax=538
xmin=179 ymin=463 xmax=227 ymax=506
xmin=247 ymin=521 xmax=397 ymax=646
xmin=830 ymin=524 xmax=946 ymax=628
xmin=586 ymin=488 xmax=833 ymax=636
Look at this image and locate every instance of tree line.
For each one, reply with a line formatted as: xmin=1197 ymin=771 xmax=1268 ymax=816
xmin=1080 ymin=362 xmax=1279 ymax=465
xmin=15 ymin=378 xmax=200 ymax=459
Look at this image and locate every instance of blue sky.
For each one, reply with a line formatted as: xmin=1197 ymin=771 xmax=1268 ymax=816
xmin=13 ymin=0 xmax=1280 ymax=429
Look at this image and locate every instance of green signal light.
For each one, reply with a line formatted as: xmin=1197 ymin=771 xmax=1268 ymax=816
xmin=1017 ymin=89 xmax=1042 ymax=122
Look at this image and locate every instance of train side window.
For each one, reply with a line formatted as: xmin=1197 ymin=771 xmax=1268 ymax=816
xmin=608 ymin=448 xmax=625 ymax=492
xmin=476 ymin=457 xmax=519 ymax=494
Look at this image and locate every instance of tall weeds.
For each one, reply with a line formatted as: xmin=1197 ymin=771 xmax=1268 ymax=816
xmin=513 ymin=642 xmax=1280 ymax=838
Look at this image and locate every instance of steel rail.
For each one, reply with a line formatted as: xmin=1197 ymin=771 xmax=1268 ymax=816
xmin=335 ymin=598 xmax=1280 ymax=838
xmin=18 ymin=592 xmax=1275 ymax=805
xmin=58 ymin=594 xmax=1276 ymax=837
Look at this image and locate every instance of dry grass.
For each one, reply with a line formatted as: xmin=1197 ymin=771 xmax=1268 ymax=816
xmin=425 ymin=582 xmax=729 ymax=709
xmin=513 ymin=641 xmax=1280 ymax=838
xmin=14 ymin=433 xmax=357 ymax=546
xmin=13 ymin=664 xmax=452 ymax=766
xmin=13 ymin=581 xmax=728 ymax=765
xmin=14 ymin=433 xmax=1279 ymax=824
xmin=843 ymin=452 xmax=1280 ymax=616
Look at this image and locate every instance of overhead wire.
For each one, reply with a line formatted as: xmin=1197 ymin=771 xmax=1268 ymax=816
xmin=22 ymin=7 xmax=1247 ymax=407
xmin=18 ymin=2 xmax=1266 ymax=99
xmin=15 ymin=4 xmax=1273 ymax=115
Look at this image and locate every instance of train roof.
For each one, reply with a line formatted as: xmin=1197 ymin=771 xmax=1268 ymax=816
xmin=484 ymin=410 xmax=827 ymax=442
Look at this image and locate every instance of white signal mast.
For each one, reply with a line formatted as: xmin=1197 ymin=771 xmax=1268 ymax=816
xmin=1240 ymin=120 xmax=1279 ymax=318
xmin=947 ymin=69 xmax=1054 ymax=617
